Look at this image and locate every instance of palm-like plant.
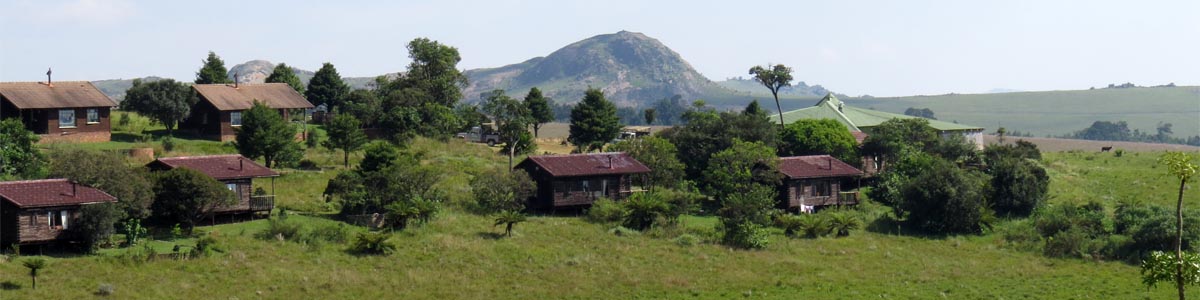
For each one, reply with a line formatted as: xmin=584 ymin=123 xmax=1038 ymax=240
xmin=828 ymin=212 xmax=862 ymax=237
xmin=774 ymin=214 xmax=805 ymax=237
xmin=23 ymin=257 xmax=47 ymax=289
xmin=623 ymin=193 xmax=669 ymax=230
xmin=411 ymin=196 xmax=441 ymax=226
xmin=494 ymin=210 xmax=527 ymax=237
xmin=798 ymin=214 xmax=833 ymax=239
xmin=350 ymin=231 xmax=396 ymax=255
xmin=385 ymin=201 xmax=419 ymax=230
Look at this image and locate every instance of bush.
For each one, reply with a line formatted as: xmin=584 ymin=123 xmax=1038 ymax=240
xmin=774 ymin=214 xmax=805 ymax=237
xmin=305 ymin=130 xmax=322 ymax=149
xmin=350 ymin=231 xmax=396 ymax=255
xmin=586 ymin=198 xmax=626 ymax=223
xmin=297 ymin=159 xmax=320 ymax=170
xmin=999 ymin=220 xmax=1043 ymax=252
xmin=797 ymin=214 xmax=832 ymax=239
xmin=721 ymin=221 xmax=770 ymax=249
xmin=828 ymin=212 xmax=861 ymax=237
xmin=988 ymin=157 xmax=1049 ymax=216
xmin=161 ymin=136 xmax=176 ymax=152
xmin=309 ymin=223 xmax=351 ymax=243
xmin=1033 ymin=203 xmax=1106 ymax=238
xmin=899 ymin=160 xmax=990 ymax=234
xmin=608 ymin=226 xmax=640 ymax=237
xmin=469 ymin=168 xmax=535 ymax=213
xmin=1043 ymin=227 xmax=1101 ymax=258
xmin=257 ymin=219 xmax=305 ymax=241
xmin=73 ymin=203 xmax=123 ymax=252
xmin=192 ymin=234 xmax=222 ymax=257
xmin=655 ymin=187 xmax=704 ymax=224
xmin=623 ymin=193 xmax=669 ymax=230
xmin=673 ymin=234 xmax=700 ymax=247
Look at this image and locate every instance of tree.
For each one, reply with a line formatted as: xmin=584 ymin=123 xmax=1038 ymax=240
xmin=120 ymin=79 xmax=196 ymax=136
xmin=150 ymin=167 xmax=234 ymax=233
xmin=899 ymin=160 xmax=990 ymax=234
xmin=323 ymin=114 xmax=368 ymax=168
xmin=568 ymin=88 xmax=621 ymax=152
xmin=306 ymin=62 xmax=350 ymax=110
xmin=1146 ymin=151 xmax=1199 ymax=300
xmin=482 ymin=90 xmax=533 ymax=168
xmin=342 ymin=89 xmax=383 ymax=128
xmin=903 ymin=107 xmax=937 ymax=120
xmin=861 ymin=118 xmax=939 ymax=170
xmin=661 ymin=101 xmax=779 ymax=179
xmin=717 ymin=185 xmax=776 ymax=249
xmin=470 ymin=168 xmax=536 ymax=213
xmin=643 ymin=108 xmax=657 ymax=125
xmin=48 ymin=149 xmax=153 ymax=219
xmin=265 ymin=63 xmax=305 ymax=95
xmin=702 ymin=139 xmax=781 ymax=202
xmin=195 ymin=51 xmax=232 ymax=84
xmin=22 ymin=258 xmax=46 ymax=289
xmin=493 ymin=210 xmax=526 ymax=237
xmin=607 ymin=136 xmax=684 ymax=188
xmin=0 ymin=119 xmax=46 ymax=179
xmin=524 ymin=87 xmax=554 ymax=138
xmin=73 ymin=203 xmax=123 ymax=252
xmin=358 ymin=141 xmax=399 ymax=173
xmin=988 ymin=157 xmax=1049 ymax=216
xmin=402 ymin=38 xmax=469 ymax=106
xmin=623 ymin=192 xmax=669 ymax=230
xmin=748 ymin=64 xmax=794 ymax=131
xmin=779 ymin=118 xmax=859 ymax=166
xmin=235 ymin=102 xmax=302 ymax=168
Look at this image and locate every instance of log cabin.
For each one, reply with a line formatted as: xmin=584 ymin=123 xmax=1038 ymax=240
xmin=515 ymin=152 xmax=650 ymax=210
xmin=0 ymin=81 xmax=117 ymax=143
xmin=181 ymin=83 xmax=313 ymax=141
xmin=146 ymin=154 xmax=278 ymax=216
xmin=778 ymin=155 xmax=864 ymax=212
xmin=0 ymin=179 xmax=117 ymax=246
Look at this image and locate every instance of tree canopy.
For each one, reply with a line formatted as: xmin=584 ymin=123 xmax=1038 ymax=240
xmin=306 ymin=62 xmax=350 ymax=110
xmin=748 ymin=64 xmax=793 ymax=130
xmin=0 ymin=119 xmax=45 ymax=180
xmin=235 ymin=102 xmax=302 ymax=168
xmin=568 ymin=88 xmax=621 ymax=152
xmin=524 ymin=87 xmax=554 ymax=138
xmin=483 ymin=90 xmax=534 ymax=167
xmin=660 ymin=100 xmax=779 ymax=179
xmin=265 ymin=63 xmax=306 ymax=95
xmin=195 ymin=51 xmax=232 ymax=84
xmin=779 ymin=118 xmax=859 ymax=166
xmin=151 ymin=167 xmax=234 ymax=233
xmin=323 ymin=114 xmax=368 ymax=168
xmin=120 ymin=79 xmax=196 ymax=135
xmin=401 ymin=38 xmax=469 ymax=106
xmin=48 ymin=149 xmax=153 ymax=219
xmin=607 ymin=136 xmax=684 ymax=188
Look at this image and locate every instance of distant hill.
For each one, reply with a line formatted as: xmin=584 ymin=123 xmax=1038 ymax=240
xmin=91 ymin=76 xmax=166 ymax=102
xmin=715 ymin=77 xmax=834 ymax=98
xmin=462 ymin=31 xmax=730 ymax=106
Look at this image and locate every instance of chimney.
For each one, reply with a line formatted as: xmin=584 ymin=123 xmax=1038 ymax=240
xmin=71 ymin=181 xmax=77 ymax=197
xmin=234 ymin=72 xmax=239 ymax=89
xmin=827 ymin=157 xmax=833 ymax=170
xmin=608 ymin=155 xmax=614 ymax=169
xmin=45 ymin=68 xmax=53 ymax=87
xmin=239 ymin=157 xmax=244 ymax=170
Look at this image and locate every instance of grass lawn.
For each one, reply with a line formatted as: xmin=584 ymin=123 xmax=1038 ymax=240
xmin=0 ymin=115 xmax=1196 ymax=298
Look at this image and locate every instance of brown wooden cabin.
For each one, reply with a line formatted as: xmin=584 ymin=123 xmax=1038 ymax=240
xmin=778 ymin=155 xmax=865 ymax=212
xmin=146 ymin=154 xmax=278 ymax=215
xmin=515 ymin=152 xmax=651 ymax=210
xmin=181 ymin=83 xmax=313 ymax=141
xmin=0 ymin=179 xmax=117 ymax=246
xmin=0 ymin=81 xmax=117 ymax=143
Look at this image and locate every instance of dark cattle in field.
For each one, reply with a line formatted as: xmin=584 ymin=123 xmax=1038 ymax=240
xmin=1101 ymin=146 xmax=1113 ymax=152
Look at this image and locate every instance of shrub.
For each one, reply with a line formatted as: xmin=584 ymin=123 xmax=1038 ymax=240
xmin=305 ymin=130 xmax=321 ymax=149
xmin=586 ymin=198 xmax=626 ymax=223
xmin=493 ymin=210 xmax=526 ymax=237
xmin=257 ymin=219 xmax=305 ymax=241
xmin=1033 ymin=203 xmax=1106 ymax=238
xmin=797 ymin=214 xmax=833 ymax=239
xmin=721 ymin=221 xmax=770 ymax=249
xmin=988 ymin=157 xmax=1049 ymax=216
xmin=192 ymin=234 xmax=222 ymax=257
xmin=623 ymin=193 xmax=669 ymax=230
xmin=673 ymin=234 xmax=700 ymax=247
xmin=121 ymin=219 xmax=148 ymax=247
xmin=774 ymin=214 xmax=805 ymax=237
xmin=350 ymin=231 xmax=396 ymax=255
xmin=161 ymin=136 xmax=176 ymax=152
xmin=1042 ymin=227 xmax=1100 ymax=258
xmin=999 ymin=220 xmax=1043 ymax=252
xmin=73 ymin=203 xmax=123 ymax=252
xmin=656 ymin=187 xmax=704 ymax=224
xmin=309 ymin=223 xmax=351 ymax=243
xmin=899 ymin=160 xmax=990 ymax=234
xmin=297 ymin=159 xmax=320 ymax=170
xmin=469 ymin=168 xmax=535 ymax=213
xmin=608 ymin=226 xmax=640 ymax=237
xmin=828 ymin=212 xmax=861 ymax=237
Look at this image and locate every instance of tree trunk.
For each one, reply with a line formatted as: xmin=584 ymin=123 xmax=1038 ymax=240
xmin=31 ymin=274 xmax=36 ymax=289
xmin=508 ymin=140 xmax=516 ymax=169
xmin=1177 ymin=178 xmax=1187 ymax=300
xmin=344 ymin=150 xmax=350 ymax=168
xmin=772 ymin=92 xmax=785 ymax=132
xmin=533 ymin=124 xmax=540 ymax=139
xmin=505 ymin=222 xmax=513 ymax=237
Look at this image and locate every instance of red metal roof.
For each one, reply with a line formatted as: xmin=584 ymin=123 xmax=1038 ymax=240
xmin=518 ymin=152 xmax=650 ymax=177
xmin=149 ymin=154 xmax=278 ymax=180
xmin=0 ymin=179 xmax=117 ymax=208
xmin=779 ymin=155 xmax=863 ymax=179
xmin=851 ymin=131 xmax=868 ymax=144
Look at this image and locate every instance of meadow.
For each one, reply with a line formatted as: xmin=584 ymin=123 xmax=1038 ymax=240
xmin=0 ymin=118 xmax=1197 ymax=299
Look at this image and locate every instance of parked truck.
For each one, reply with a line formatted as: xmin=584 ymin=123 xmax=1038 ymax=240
xmin=455 ymin=125 xmax=501 ymax=146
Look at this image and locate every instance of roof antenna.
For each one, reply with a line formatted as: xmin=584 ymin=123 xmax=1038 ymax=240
xmin=45 ymin=68 xmax=53 ymax=87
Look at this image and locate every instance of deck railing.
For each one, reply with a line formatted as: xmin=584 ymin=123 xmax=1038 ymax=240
xmin=838 ymin=192 xmax=859 ymax=205
xmin=249 ymin=195 xmax=275 ymax=212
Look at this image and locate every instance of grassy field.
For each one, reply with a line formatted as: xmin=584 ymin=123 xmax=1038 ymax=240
xmin=0 ymin=117 xmax=1197 ymax=298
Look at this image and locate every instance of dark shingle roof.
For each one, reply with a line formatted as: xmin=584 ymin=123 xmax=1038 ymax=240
xmin=779 ymin=155 xmax=863 ymax=179
xmin=517 ymin=152 xmax=651 ymax=177
xmin=149 ymin=154 xmax=278 ymax=180
xmin=192 ymin=83 xmax=313 ymax=111
xmin=0 ymin=179 xmax=117 ymax=208
xmin=0 ymin=81 xmax=117 ymax=109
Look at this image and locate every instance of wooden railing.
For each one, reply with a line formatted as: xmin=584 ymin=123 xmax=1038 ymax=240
xmin=249 ymin=195 xmax=275 ymax=212
xmin=838 ymin=192 xmax=859 ymax=205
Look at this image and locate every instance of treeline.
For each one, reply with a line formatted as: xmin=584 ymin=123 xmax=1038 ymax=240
xmin=1060 ymin=121 xmax=1200 ymax=146
xmin=550 ymin=94 xmax=693 ymax=126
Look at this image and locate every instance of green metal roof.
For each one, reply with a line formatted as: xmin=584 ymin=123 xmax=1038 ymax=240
xmin=777 ymin=94 xmax=984 ymax=132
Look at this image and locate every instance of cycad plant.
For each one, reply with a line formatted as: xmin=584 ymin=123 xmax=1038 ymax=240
xmin=350 ymin=231 xmax=396 ymax=255
xmin=828 ymin=212 xmax=862 ymax=237
xmin=494 ymin=210 xmax=527 ymax=237
xmin=23 ymin=258 xmax=47 ymax=289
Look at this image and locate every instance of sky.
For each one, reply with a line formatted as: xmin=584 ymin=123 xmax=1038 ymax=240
xmin=1 ymin=0 xmax=1197 ymax=97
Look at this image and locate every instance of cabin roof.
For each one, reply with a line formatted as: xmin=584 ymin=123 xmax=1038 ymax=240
xmin=0 ymin=81 xmax=117 ymax=109
xmin=149 ymin=154 xmax=278 ymax=180
xmin=192 ymin=83 xmax=313 ymax=111
xmin=517 ymin=152 xmax=650 ymax=177
xmin=777 ymin=93 xmax=984 ymax=131
xmin=779 ymin=155 xmax=864 ymax=179
xmin=0 ymin=179 xmax=117 ymax=208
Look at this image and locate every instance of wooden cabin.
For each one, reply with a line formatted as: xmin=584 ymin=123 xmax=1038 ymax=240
xmin=146 ymin=154 xmax=278 ymax=215
xmin=0 ymin=81 xmax=117 ymax=143
xmin=515 ymin=152 xmax=651 ymax=210
xmin=778 ymin=155 xmax=864 ymax=212
xmin=181 ymin=83 xmax=313 ymax=141
xmin=0 ymin=179 xmax=117 ymax=246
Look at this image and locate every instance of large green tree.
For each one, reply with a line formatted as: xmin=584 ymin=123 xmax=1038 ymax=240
xmin=234 ymin=102 xmax=302 ymax=168
xmin=988 ymin=157 xmax=1049 ymax=216
xmin=322 ymin=114 xmax=368 ymax=168
xmin=780 ymin=118 xmax=859 ymax=166
xmin=748 ymin=64 xmax=793 ymax=131
xmin=151 ymin=167 xmax=234 ymax=233
xmin=402 ymin=38 xmax=468 ymax=106
xmin=861 ymin=118 xmax=940 ymax=170
xmin=195 ymin=51 xmax=233 ymax=84
xmin=524 ymin=87 xmax=553 ymax=138
xmin=483 ymin=90 xmax=533 ymax=168
xmin=265 ymin=63 xmax=306 ymax=95
xmin=702 ymin=139 xmax=781 ymax=202
xmin=568 ymin=88 xmax=621 ymax=152
xmin=306 ymin=62 xmax=350 ymax=110
xmin=120 ymin=79 xmax=196 ymax=136
xmin=899 ymin=159 xmax=989 ymax=234
xmin=607 ymin=136 xmax=685 ymax=189
xmin=660 ymin=100 xmax=779 ymax=179
xmin=48 ymin=149 xmax=154 ymax=218
xmin=73 ymin=203 xmax=123 ymax=252
xmin=0 ymin=119 xmax=45 ymax=179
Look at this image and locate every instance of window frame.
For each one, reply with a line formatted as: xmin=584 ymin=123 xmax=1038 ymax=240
xmin=230 ymin=111 xmax=243 ymax=127
xmin=86 ymin=108 xmax=100 ymax=124
xmin=58 ymin=109 xmax=76 ymax=128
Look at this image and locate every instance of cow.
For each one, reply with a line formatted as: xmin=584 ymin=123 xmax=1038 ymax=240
xmin=1101 ymin=146 xmax=1113 ymax=152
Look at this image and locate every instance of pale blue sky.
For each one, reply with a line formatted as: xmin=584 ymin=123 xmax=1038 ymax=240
xmin=2 ymin=0 xmax=1197 ymax=96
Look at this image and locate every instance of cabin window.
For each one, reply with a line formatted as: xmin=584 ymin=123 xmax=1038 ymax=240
xmin=227 ymin=183 xmax=240 ymax=199
xmin=58 ymin=109 xmax=76 ymax=128
xmin=230 ymin=111 xmax=243 ymax=126
xmin=29 ymin=212 xmax=36 ymax=226
xmin=812 ymin=180 xmax=831 ymax=197
xmin=600 ymin=179 xmax=609 ymax=197
xmin=87 ymin=108 xmax=100 ymax=124
xmin=48 ymin=210 xmax=67 ymax=229
xmin=201 ymin=113 xmax=209 ymax=125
